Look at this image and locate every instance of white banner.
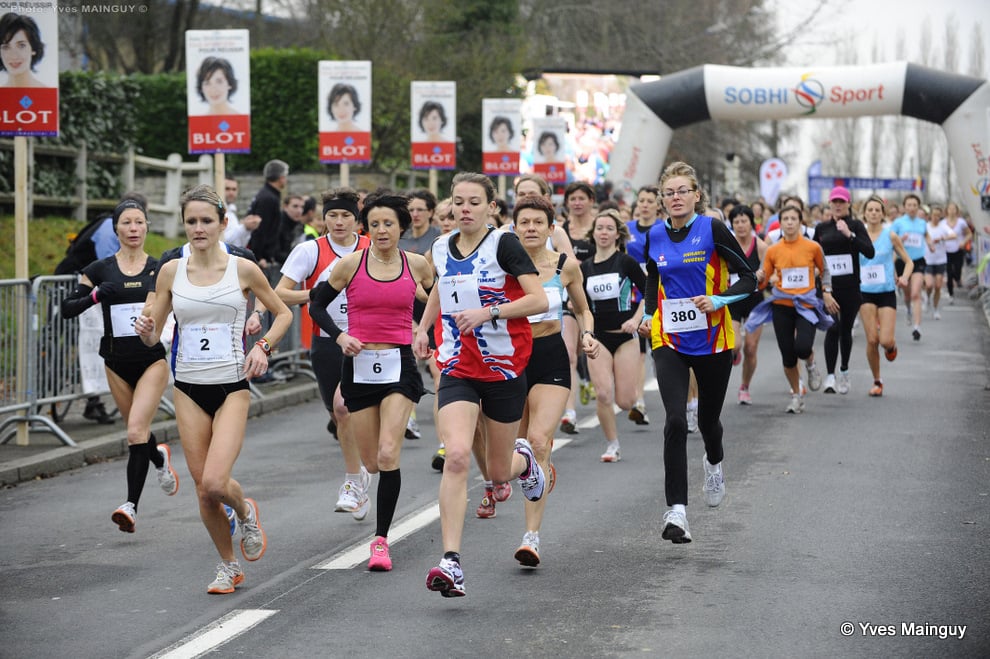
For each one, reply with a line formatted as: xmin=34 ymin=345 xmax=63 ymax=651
xmin=706 ymin=62 xmax=906 ymax=121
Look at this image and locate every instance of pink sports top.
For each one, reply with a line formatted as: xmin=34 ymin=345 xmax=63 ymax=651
xmin=346 ymin=249 xmax=416 ymax=345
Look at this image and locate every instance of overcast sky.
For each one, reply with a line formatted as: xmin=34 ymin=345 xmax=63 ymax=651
xmin=766 ymin=0 xmax=989 ymax=201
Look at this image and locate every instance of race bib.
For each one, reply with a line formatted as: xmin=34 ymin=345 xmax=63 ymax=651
xmin=662 ymin=297 xmax=707 ymax=334
xmin=901 ymin=232 xmax=923 ymax=249
xmin=781 ymin=267 xmax=810 ymax=289
xmin=586 ymin=273 xmax=620 ymax=301
xmin=528 ymin=287 xmax=562 ymax=324
xmin=439 ymin=275 xmax=481 ymax=313
xmin=353 ymin=348 xmax=401 ymax=384
xmin=860 ymin=264 xmax=886 ymax=286
xmin=109 ymin=302 xmax=143 ymax=338
xmin=825 ymin=253 xmax=854 ymax=277
xmin=179 ymin=324 xmax=233 ymax=362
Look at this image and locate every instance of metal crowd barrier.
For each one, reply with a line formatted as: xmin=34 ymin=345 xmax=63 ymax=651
xmin=268 ymin=305 xmax=316 ymax=383
xmin=0 ymin=278 xmax=76 ymax=446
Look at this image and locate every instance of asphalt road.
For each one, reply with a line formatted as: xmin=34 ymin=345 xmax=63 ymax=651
xmin=2 ymin=298 xmax=988 ymax=658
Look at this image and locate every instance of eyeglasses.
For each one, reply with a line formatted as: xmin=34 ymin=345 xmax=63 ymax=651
xmin=661 ymin=187 xmax=695 ymax=199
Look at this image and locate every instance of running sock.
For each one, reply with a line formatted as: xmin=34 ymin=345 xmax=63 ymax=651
xmin=443 ymin=551 xmax=461 ymax=564
xmin=374 ymin=469 xmax=401 ymax=538
xmin=147 ymin=433 xmax=164 ymax=469
xmin=687 ymin=398 xmax=698 ymax=411
xmin=482 ymin=480 xmax=493 ymax=489
xmin=672 ymin=503 xmax=686 ymax=515
xmin=126 ymin=443 xmax=151 ymax=509
xmin=564 ymin=408 xmax=576 ymax=420
xmin=345 ymin=471 xmax=362 ymax=483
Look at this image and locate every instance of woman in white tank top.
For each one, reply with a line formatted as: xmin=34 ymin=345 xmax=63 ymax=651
xmin=136 ymin=184 xmax=292 ymax=595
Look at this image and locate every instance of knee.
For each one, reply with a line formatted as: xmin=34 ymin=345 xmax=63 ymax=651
xmin=615 ymin=390 xmax=636 ymax=410
xmin=125 ymin=426 xmax=148 ymax=446
xmin=332 ymin=399 xmax=349 ymax=421
xmin=198 ymin=476 xmax=227 ymax=504
xmin=528 ymin=434 xmax=552 ymax=463
xmin=665 ymin=415 xmax=688 ymax=439
xmin=595 ymin=386 xmax=615 ymax=407
xmin=441 ymin=445 xmax=472 ymax=475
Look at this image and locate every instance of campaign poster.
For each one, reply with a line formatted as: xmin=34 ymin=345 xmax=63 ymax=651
xmin=531 ymin=116 xmax=568 ymax=184
xmin=0 ymin=7 xmax=59 ymax=137
xmin=318 ymin=60 xmax=372 ymax=164
xmin=411 ymin=81 xmax=456 ymax=170
xmin=186 ymin=29 xmax=251 ymax=154
xmin=482 ymin=98 xmax=521 ymax=176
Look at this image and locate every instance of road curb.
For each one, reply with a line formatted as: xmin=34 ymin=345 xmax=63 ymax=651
xmin=0 ymin=382 xmax=319 ymax=487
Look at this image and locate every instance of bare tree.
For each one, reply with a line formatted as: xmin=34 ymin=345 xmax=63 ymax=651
xmin=969 ymin=22 xmax=986 ymax=78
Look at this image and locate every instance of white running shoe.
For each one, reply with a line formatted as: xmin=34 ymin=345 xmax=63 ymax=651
xmin=239 ymin=498 xmax=267 ymax=562
xmin=836 ymin=370 xmax=850 ymax=395
xmin=661 ymin=509 xmax=692 ymax=543
xmin=514 ymin=438 xmax=546 ymax=501
xmin=514 ymin=531 xmax=541 ymax=567
xmin=600 ymin=441 xmax=621 ymax=463
xmin=702 ymin=455 xmax=725 ymax=507
xmin=806 ymin=360 xmax=822 ymax=391
xmin=111 ymin=501 xmax=136 ymax=533
xmin=156 ymin=444 xmax=179 ymax=496
xmin=686 ymin=406 xmax=699 ymax=433
xmin=207 ymin=560 xmax=244 ymax=594
xmin=823 ymin=373 xmax=837 ymax=394
xmin=786 ymin=394 xmax=804 ymax=414
xmin=335 ymin=478 xmax=363 ymax=513
xmin=352 ymin=468 xmax=372 ymax=521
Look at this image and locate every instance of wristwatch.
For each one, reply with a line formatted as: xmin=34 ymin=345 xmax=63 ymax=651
xmin=255 ymin=337 xmax=272 ymax=356
xmin=489 ymin=305 xmax=500 ymax=328
xmin=823 ymin=287 xmax=833 ymax=294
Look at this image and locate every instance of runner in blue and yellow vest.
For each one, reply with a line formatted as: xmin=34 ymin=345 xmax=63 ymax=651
xmin=639 ymin=162 xmax=756 ymax=545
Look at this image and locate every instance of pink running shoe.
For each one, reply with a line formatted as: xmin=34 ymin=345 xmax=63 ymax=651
xmin=476 ymin=489 xmax=496 ymax=518
xmin=368 ymin=536 xmax=392 ymax=571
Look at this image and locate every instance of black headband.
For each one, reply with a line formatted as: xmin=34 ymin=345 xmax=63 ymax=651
xmin=322 ymin=198 xmax=359 ymax=219
xmin=112 ymin=199 xmax=147 ymax=228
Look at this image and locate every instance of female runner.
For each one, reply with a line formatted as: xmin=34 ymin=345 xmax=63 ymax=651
xmin=61 ymin=200 xmax=176 ymax=533
xmin=512 ymin=195 xmax=598 ymax=565
xmin=581 ymin=209 xmax=645 ymax=463
xmin=309 ymin=192 xmax=434 ymax=571
xmin=640 ymin=162 xmax=757 ymax=544
xmin=727 ymin=204 xmax=767 ymax=404
xmin=745 ymin=205 xmax=834 ymax=413
xmin=136 ymin=184 xmax=292 ymax=594
xmin=858 ymin=196 xmax=913 ymax=397
xmin=413 ymin=172 xmax=548 ymax=597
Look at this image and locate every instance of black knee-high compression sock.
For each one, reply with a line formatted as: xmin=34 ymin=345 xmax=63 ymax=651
xmin=126 ymin=444 xmax=151 ymax=508
xmin=146 ymin=433 xmax=164 ymax=469
xmin=375 ymin=469 xmax=401 ymax=538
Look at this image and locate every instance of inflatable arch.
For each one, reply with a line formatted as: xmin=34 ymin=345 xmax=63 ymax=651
xmin=609 ymin=62 xmax=990 ymax=231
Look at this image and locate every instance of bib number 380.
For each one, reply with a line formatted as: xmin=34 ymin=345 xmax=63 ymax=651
xmin=662 ymin=297 xmax=707 ymax=333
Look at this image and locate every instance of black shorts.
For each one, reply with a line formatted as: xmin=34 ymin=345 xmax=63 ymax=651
xmin=925 ymin=263 xmax=947 ymax=276
xmin=729 ymin=293 xmax=763 ymax=322
xmin=310 ymin=335 xmax=344 ymax=412
xmin=525 ymin=334 xmax=570 ymax=391
xmin=437 ymin=374 xmax=528 ymax=424
xmin=174 ymin=379 xmax=250 ymax=417
xmin=861 ymin=291 xmax=897 ymax=309
xmin=597 ymin=331 xmax=635 ymax=356
xmin=341 ymin=345 xmax=424 ymax=413
xmin=104 ymin=351 xmax=166 ymax=390
xmin=897 ymin=258 xmax=926 ymax=277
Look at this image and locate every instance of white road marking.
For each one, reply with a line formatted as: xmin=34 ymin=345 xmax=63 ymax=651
xmin=151 ymin=609 xmax=278 ymax=659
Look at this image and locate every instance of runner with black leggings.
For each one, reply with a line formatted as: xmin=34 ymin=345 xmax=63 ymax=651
xmin=814 ymin=186 xmax=874 ymax=395
xmin=639 ymin=162 xmax=756 ymax=544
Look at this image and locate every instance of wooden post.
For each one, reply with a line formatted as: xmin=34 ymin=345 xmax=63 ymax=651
xmin=497 ymin=175 xmax=507 ymax=200
xmin=214 ymin=153 xmax=225 ymax=195
xmin=74 ymin=142 xmax=87 ymax=222
xmin=14 ymin=136 xmax=29 ymax=445
xmin=429 ymin=168 xmax=438 ymax=198
xmin=340 ymin=163 xmax=350 ymax=187
xmin=163 ymin=154 xmax=182 ymax=239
